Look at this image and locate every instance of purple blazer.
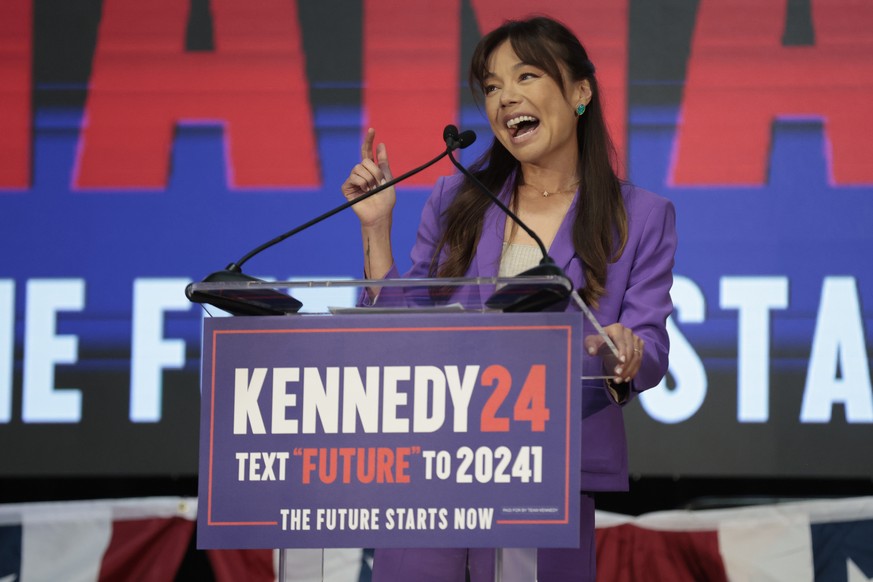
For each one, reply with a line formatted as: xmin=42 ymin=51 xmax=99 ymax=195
xmin=383 ymin=174 xmax=677 ymax=491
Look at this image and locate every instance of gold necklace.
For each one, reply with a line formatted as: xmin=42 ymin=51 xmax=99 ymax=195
xmin=521 ymin=181 xmax=580 ymax=198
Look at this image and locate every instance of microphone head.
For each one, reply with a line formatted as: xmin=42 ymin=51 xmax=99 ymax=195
xmin=443 ymin=125 xmax=460 ymax=149
xmin=457 ymin=130 xmax=477 ymax=149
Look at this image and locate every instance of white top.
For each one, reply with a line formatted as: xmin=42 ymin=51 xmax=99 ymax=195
xmin=498 ymin=242 xmax=542 ymax=277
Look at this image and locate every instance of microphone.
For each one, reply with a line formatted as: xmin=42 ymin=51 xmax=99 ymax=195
xmin=443 ymin=125 xmax=459 ymax=149
xmin=443 ymin=125 xmax=477 ymax=151
xmin=445 ymin=128 xmax=573 ymax=312
xmin=187 ymin=127 xmax=466 ymax=316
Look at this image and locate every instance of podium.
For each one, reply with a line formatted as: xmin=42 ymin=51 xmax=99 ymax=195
xmin=188 ymin=275 xmax=618 ymax=581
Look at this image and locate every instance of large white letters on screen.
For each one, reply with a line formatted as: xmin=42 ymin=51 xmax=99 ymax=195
xmin=130 ymin=278 xmax=192 ymax=422
xmin=23 ymin=279 xmax=85 ymax=422
xmin=640 ymin=276 xmax=707 ymax=423
xmin=0 ymin=280 xmax=13 ymax=423
xmin=721 ymin=276 xmax=789 ymax=422
xmin=801 ymin=277 xmax=873 ymax=423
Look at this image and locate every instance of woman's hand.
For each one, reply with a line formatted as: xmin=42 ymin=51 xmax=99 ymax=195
xmin=585 ymin=323 xmax=645 ymax=384
xmin=341 ymin=128 xmax=396 ymax=228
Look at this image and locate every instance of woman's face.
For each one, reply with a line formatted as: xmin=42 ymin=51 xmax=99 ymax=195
xmin=482 ymin=40 xmax=590 ymax=171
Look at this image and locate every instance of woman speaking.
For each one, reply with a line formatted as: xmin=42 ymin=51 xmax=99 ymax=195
xmin=341 ymin=15 xmax=677 ymax=582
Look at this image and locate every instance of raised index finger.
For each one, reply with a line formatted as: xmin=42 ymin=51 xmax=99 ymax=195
xmin=361 ymin=128 xmax=376 ymax=161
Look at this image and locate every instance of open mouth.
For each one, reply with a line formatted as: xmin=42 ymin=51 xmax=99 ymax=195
xmin=506 ymin=115 xmax=540 ymax=139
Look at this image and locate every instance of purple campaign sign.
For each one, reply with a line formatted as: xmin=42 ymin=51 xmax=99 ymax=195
xmin=197 ymin=312 xmax=581 ymax=550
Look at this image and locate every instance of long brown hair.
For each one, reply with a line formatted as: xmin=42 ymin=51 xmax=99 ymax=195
xmin=433 ymin=16 xmax=627 ymax=308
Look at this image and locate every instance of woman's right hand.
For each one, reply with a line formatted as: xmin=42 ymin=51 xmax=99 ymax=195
xmin=341 ymin=128 xmax=396 ymax=228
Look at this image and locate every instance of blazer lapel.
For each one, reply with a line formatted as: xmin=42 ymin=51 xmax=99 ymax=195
xmin=474 ymin=184 xmax=511 ymax=278
xmin=546 ymin=192 xmax=580 ymax=271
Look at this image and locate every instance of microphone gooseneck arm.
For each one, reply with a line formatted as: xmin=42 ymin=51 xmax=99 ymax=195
xmin=227 ymin=147 xmax=452 ymax=273
xmin=444 ymin=128 xmax=573 ymax=312
xmin=446 ymin=148 xmax=552 ymax=264
xmin=443 ymin=126 xmax=575 ymax=312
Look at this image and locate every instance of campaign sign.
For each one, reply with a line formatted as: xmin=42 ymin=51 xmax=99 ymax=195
xmin=197 ymin=312 xmax=581 ymax=550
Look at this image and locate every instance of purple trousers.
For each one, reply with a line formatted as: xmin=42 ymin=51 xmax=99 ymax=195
xmin=372 ymin=494 xmax=596 ymax=582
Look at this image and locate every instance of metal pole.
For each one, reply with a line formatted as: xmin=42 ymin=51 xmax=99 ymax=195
xmin=278 ymin=548 xmax=286 ymax=581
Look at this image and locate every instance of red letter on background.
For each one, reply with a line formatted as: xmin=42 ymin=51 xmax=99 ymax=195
xmin=471 ymin=0 xmax=630 ymax=171
xmin=674 ymin=0 xmax=873 ymax=186
xmin=363 ymin=0 xmax=461 ymax=186
xmin=76 ymin=0 xmax=318 ymax=189
xmin=0 ymin=0 xmax=31 ymax=189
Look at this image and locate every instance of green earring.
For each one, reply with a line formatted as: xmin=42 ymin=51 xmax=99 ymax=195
xmin=575 ymin=103 xmax=586 ymax=117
